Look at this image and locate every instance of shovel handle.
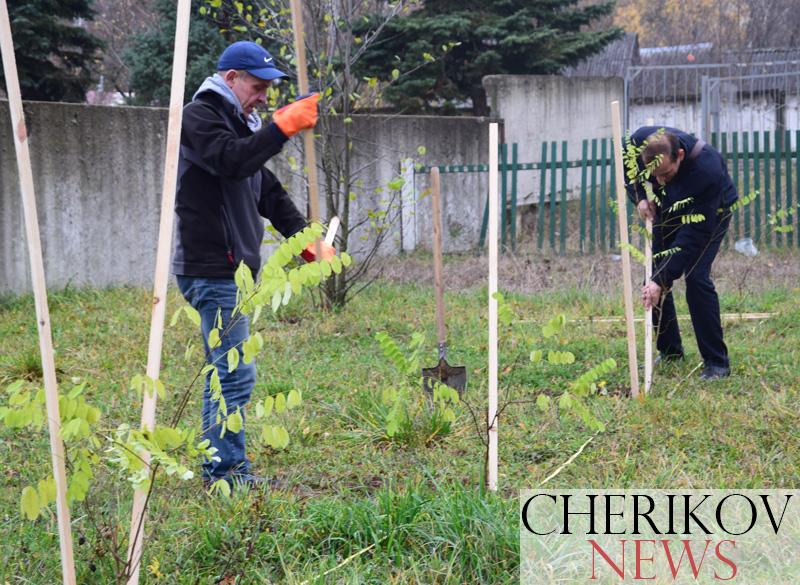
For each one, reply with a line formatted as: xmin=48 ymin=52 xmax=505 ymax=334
xmin=431 ymin=168 xmax=447 ymax=347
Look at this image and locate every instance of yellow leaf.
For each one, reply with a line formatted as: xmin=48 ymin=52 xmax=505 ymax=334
xmin=21 ymin=486 xmax=39 ymax=521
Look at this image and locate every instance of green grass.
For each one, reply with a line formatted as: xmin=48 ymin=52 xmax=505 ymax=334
xmin=0 ymin=258 xmax=799 ymax=583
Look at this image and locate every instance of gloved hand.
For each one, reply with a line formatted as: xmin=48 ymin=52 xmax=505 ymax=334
xmin=273 ymin=93 xmax=320 ymax=137
xmin=300 ymin=240 xmax=336 ymax=263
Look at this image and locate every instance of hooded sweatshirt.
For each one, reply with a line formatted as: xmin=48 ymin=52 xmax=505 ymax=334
xmin=172 ymin=76 xmax=306 ymax=278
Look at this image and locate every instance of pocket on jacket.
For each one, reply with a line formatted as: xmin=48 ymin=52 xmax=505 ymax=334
xmin=220 ymin=205 xmax=235 ymax=265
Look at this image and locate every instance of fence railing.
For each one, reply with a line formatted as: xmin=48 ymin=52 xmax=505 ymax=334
xmin=418 ymin=132 xmax=800 ymax=254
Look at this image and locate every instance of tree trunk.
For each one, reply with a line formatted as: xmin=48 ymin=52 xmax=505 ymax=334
xmin=471 ymin=85 xmax=490 ymax=117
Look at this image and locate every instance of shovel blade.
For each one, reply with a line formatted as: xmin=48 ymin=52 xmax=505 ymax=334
xmin=422 ymin=357 xmax=467 ymax=396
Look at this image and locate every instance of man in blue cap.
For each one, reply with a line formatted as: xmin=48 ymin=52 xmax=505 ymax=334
xmin=172 ymin=41 xmax=333 ymax=489
xmin=626 ymin=127 xmax=737 ymax=382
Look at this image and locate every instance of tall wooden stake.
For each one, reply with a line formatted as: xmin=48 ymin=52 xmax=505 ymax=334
xmin=611 ymin=101 xmax=640 ymax=398
xmin=289 ymin=0 xmax=321 ymax=224
xmin=644 ymin=217 xmax=653 ymax=393
xmin=487 ymin=123 xmax=499 ymax=491
xmin=126 ymin=1 xmax=191 ymax=582
xmin=643 ymin=117 xmax=654 ymax=394
xmin=0 ymin=2 xmax=76 ymax=582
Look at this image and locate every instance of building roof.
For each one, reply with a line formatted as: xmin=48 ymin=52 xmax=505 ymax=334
xmin=564 ymin=35 xmax=800 ymax=98
xmin=562 ymin=33 xmax=640 ymax=78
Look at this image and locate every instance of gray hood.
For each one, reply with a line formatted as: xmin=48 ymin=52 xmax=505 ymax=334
xmin=193 ymin=74 xmax=263 ymax=132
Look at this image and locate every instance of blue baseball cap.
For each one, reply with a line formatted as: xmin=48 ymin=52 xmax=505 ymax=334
xmin=217 ymin=41 xmax=288 ymax=81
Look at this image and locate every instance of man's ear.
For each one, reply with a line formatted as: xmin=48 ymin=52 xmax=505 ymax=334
xmin=676 ymin=148 xmax=685 ymax=163
xmin=221 ymin=69 xmax=238 ymax=88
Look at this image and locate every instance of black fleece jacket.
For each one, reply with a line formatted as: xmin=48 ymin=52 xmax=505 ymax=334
xmin=172 ymin=91 xmax=306 ymax=278
xmin=625 ymin=126 xmax=738 ymax=288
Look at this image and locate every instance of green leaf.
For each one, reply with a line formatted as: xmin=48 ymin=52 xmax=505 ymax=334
xmin=275 ymin=392 xmax=287 ymax=413
xmin=341 ymin=252 xmax=353 ymax=267
xmin=208 ymin=328 xmax=221 ymax=349
xmin=21 ymin=486 xmax=40 ymax=520
xmin=154 ymin=379 xmax=165 ymax=400
xmin=391 ymin=68 xmax=400 ymax=80
xmin=184 ymin=305 xmax=201 ymax=326
xmin=227 ymin=348 xmax=240 ymax=373
xmin=169 ymin=307 xmax=183 ymax=327
xmin=530 ymin=349 xmax=543 ymax=363
xmin=287 ymin=389 xmax=302 ymax=409
xmin=276 ymin=426 xmax=290 ymax=449
xmin=209 ymin=478 xmax=230 ymax=497
xmin=263 ymin=395 xmax=274 ymax=417
xmin=536 ymin=394 xmax=550 ymax=412
xmin=37 ymin=477 xmax=56 ymax=506
xmin=271 ymin=290 xmax=282 ymax=313
xmin=6 ymin=380 xmax=25 ymax=394
xmin=227 ymin=408 xmax=243 ymax=434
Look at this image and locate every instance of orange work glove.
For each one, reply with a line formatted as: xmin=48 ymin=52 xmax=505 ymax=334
xmin=272 ymin=93 xmax=320 ymax=137
xmin=300 ymin=240 xmax=335 ymax=263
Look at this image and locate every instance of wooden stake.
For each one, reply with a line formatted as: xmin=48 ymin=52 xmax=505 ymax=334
xmin=643 ymin=117 xmax=654 ymax=394
xmin=644 ymin=217 xmax=653 ymax=393
xmin=611 ymin=101 xmax=640 ymax=398
xmin=126 ymin=1 xmax=191 ymax=582
xmin=289 ymin=0 xmax=321 ymax=224
xmin=487 ymin=123 xmax=499 ymax=491
xmin=0 ymin=3 xmax=76 ymax=582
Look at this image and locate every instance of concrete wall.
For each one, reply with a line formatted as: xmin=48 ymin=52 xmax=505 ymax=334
xmin=1 ymin=101 xmax=496 ymax=294
xmin=483 ymin=75 xmax=624 ymax=205
xmin=1 ymin=101 xmax=168 ymax=294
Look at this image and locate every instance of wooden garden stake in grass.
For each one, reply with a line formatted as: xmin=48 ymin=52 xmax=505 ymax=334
xmin=643 ymin=117 xmax=654 ymax=394
xmin=644 ymin=217 xmax=653 ymax=393
xmin=290 ymin=0 xmax=321 ymax=227
xmin=487 ymin=123 xmax=499 ymax=491
xmin=125 ymin=1 xmax=191 ymax=582
xmin=0 ymin=2 xmax=77 ymax=582
xmin=610 ymin=101 xmax=640 ymax=398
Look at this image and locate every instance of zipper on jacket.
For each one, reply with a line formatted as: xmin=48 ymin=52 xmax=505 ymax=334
xmin=220 ymin=205 xmax=235 ymax=265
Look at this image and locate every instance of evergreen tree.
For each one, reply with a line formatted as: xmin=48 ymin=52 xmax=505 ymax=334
xmin=125 ymin=0 xmax=228 ymax=106
xmin=356 ymin=0 xmax=623 ymax=115
xmin=1 ymin=0 xmax=103 ymax=102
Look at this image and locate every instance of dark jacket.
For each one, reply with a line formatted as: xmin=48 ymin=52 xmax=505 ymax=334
xmin=625 ymin=126 xmax=738 ymax=287
xmin=172 ymin=91 xmax=306 ymax=278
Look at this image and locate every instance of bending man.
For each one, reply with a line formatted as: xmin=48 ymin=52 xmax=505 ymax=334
xmin=626 ymin=127 xmax=738 ymax=381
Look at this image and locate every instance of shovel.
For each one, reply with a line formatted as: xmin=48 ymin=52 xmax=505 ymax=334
xmin=422 ymin=168 xmax=467 ymax=396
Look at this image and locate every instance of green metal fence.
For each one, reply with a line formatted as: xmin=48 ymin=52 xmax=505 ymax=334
xmin=712 ymin=131 xmax=799 ymax=248
xmin=419 ymin=132 xmax=800 ymax=254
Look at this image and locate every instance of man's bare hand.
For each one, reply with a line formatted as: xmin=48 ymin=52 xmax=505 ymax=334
xmin=637 ymin=199 xmax=656 ymax=221
xmin=642 ymin=281 xmax=662 ymax=310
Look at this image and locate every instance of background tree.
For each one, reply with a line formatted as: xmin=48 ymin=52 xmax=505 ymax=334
xmin=125 ymin=0 xmax=228 ymax=105
xmin=0 ymin=0 xmax=103 ymax=102
xmin=612 ymin=0 xmax=800 ymax=52
xmin=354 ymin=0 xmax=623 ymax=115
xmin=198 ymin=0 xmax=423 ymax=307
xmin=85 ymin=0 xmax=160 ymax=100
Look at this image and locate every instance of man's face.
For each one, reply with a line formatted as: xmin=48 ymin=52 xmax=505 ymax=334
xmin=650 ymin=149 xmax=685 ymax=185
xmin=223 ymin=70 xmax=270 ymax=116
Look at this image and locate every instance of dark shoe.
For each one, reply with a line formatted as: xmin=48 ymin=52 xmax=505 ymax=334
xmin=699 ymin=365 xmax=731 ymax=381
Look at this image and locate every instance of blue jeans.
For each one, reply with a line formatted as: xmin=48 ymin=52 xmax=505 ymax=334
xmin=177 ymin=276 xmax=255 ymax=481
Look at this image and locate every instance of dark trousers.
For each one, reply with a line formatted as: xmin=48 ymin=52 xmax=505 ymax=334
xmin=653 ymin=212 xmax=731 ymax=368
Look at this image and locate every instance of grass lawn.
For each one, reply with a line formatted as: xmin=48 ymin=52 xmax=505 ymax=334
xmin=0 ymin=249 xmax=798 ymax=583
